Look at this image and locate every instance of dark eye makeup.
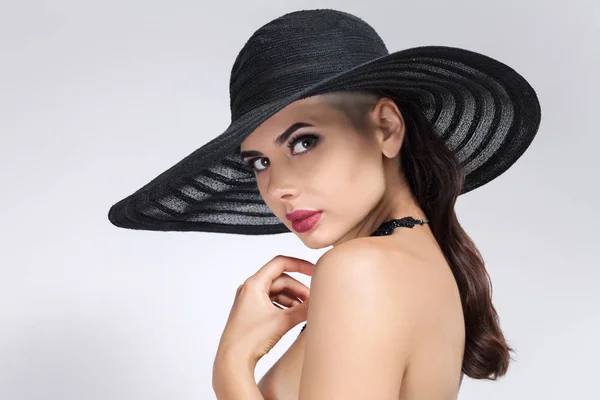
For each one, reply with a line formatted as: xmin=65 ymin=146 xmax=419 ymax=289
xmin=244 ymin=133 xmax=320 ymax=174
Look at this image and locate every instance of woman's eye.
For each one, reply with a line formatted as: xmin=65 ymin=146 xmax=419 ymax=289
xmin=250 ymin=158 xmax=269 ymax=173
xmin=288 ymin=135 xmax=316 ymax=153
xmin=249 ymin=134 xmax=319 ymax=174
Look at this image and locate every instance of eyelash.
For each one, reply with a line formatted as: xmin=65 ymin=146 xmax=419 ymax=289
xmin=245 ymin=133 xmax=320 ymax=174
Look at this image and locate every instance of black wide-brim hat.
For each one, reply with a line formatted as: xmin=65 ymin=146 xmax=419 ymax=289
xmin=108 ymin=8 xmax=541 ymax=234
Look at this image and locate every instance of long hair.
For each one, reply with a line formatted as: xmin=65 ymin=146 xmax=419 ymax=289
xmin=326 ymin=88 xmax=514 ymax=379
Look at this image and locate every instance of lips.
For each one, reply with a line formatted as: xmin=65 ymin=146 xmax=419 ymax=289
xmin=285 ymin=209 xmax=321 ymax=222
xmin=291 ymin=211 xmax=322 ymax=233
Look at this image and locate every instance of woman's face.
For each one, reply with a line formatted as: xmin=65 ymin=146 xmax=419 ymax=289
xmin=239 ymin=94 xmax=403 ymax=249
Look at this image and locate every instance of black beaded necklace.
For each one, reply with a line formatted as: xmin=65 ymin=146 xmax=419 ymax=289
xmin=297 ymin=216 xmax=429 ymax=336
xmin=368 ymin=216 xmax=429 ymax=236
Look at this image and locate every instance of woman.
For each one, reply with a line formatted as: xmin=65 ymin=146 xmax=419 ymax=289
xmin=108 ymin=9 xmax=541 ymax=399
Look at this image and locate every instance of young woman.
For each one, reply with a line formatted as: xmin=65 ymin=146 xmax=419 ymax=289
xmin=108 ymin=9 xmax=541 ymax=400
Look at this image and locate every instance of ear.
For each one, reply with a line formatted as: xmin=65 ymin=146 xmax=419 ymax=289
xmin=370 ymin=97 xmax=405 ymax=159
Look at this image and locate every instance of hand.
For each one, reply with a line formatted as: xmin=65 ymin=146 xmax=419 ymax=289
xmin=215 ymin=255 xmax=313 ymax=367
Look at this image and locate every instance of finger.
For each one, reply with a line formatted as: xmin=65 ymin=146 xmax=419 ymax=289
xmin=254 ymin=255 xmax=315 ymax=292
xmin=270 ymin=292 xmax=302 ymax=308
xmin=269 ymin=274 xmax=310 ymax=302
xmin=283 ymin=296 xmax=310 ymax=328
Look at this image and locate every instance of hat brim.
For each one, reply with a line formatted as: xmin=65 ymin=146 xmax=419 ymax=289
xmin=108 ymin=45 xmax=541 ymax=233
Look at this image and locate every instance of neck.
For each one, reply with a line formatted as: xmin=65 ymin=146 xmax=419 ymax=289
xmin=332 ymin=173 xmax=427 ymax=247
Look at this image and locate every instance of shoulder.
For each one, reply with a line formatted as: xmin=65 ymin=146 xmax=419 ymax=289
xmin=310 ymin=236 xmax=449 ymax=338
xmin=310 ymin=236 xmax=435 ymax=339
xmin=298 ymin=238 xmax=434 ymax=397
xmin=315 ymin=236 xmax=386 ymax=271
xmin=314 ymin=236 xmax=431 ymax=292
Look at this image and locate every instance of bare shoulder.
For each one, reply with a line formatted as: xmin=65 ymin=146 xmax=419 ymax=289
xmin=313 ymin=237 xmax=425 ymax=329
xmin=313 ymin=235 xmax=459 ymax=333
xmin=315 ymin=235 xmax=443 ymax=287
xmin=297 ymin=236 xmax=460 ymax=398
xmin=315 ymin=236 xmax=396 ymax=274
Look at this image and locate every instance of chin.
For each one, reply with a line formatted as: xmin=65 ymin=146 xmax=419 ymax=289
xmin=296 ymin=230 xmax=336 ymax=250
xmin=302 ymin=240 xmax=330 ymax=250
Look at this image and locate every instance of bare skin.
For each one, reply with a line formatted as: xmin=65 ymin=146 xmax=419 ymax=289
xmin=239 ymin=93 xmax=466 ymax=398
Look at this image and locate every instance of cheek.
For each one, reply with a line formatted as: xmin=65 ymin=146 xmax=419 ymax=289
xmin=314 ymin=148 xmax=386 ymax=219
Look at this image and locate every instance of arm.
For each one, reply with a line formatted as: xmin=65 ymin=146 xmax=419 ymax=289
xmin=212 ymin=325 xmax=309 ymax=400
xmin=298 ymin=240 xmax=420 ymax=399
xmin=213 ymin=350 xmax=265 ymax=400
xmin=257 ymin=325 xmax=308 ymax=400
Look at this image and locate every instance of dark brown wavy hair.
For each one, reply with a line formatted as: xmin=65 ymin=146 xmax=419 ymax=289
xmin=322 ymin=88 xmax=514 ymax=380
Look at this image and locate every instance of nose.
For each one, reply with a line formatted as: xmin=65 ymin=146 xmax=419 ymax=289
xmin=266 ymin=161 xmax=300 ymax=201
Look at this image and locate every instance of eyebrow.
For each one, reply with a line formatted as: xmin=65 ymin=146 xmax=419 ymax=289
xmin=240 ymin=122 xmax=315 ymax=160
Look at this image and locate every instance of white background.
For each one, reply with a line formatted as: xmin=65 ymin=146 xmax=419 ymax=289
xmin=1 ymin=0 xmax=598 ymax=398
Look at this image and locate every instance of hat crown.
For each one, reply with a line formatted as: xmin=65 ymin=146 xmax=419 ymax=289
xmin=229 ymin=9 xmax=389 ymax=119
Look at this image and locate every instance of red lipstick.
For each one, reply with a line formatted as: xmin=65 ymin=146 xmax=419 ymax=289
xmin=285 ymin=210 xmax=323 ymax=233
xmin=286 ymin=209 xmax=320 ymax=222
xmin=291 ymin=211 xmax=322 ymax=233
